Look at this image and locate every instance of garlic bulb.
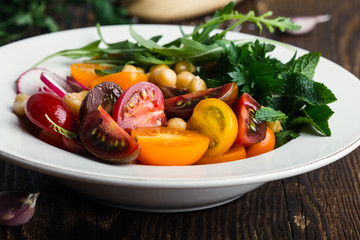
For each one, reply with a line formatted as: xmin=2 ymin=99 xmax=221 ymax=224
xmin=0 ymin=192 xmax=39 ymax=226
xmin=286 ymin=14 xmax=331 ymax=35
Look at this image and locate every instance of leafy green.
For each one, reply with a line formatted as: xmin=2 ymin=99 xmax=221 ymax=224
xmin=274 ymin=130 xmax=300 ymax=148
xmin=45 ymin=114 xmax=77 ymax=140
xmin=304 ymin=104 xmax=334 ymax=136
xmin=284 ymin=52 xmax=321 ymax=79
xmin=255 ymin=107 xmax=287 ymax=122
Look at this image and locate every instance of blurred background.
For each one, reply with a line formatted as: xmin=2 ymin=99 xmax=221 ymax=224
xmin=0 ymin=0 xmax=254 ymax=46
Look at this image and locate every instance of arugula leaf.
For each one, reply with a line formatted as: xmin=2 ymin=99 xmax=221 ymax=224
xmin=192 ymin=1 xmax=236 ymax=43
xmin=33 ymin=40 xmax=103 ymax=67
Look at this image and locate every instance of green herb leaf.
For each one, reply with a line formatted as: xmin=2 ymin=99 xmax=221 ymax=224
xmin=275 ymin=130 xmax=300 ymax=148
xmin=45 ymin=114 xmax=78 ymax=140
xmin=255 ymin=107 xmax=287 ymax=122
xmin=285 ymin=52 xmax=321 ymax=79
xmin=283 ymin=73 xmax=337 ymax=106
xmin=304 ymin=104 xmax=334 ymax=136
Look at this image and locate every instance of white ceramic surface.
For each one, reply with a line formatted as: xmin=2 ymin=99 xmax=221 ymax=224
xmin=0 ymin=25 xmax=359 ymax=212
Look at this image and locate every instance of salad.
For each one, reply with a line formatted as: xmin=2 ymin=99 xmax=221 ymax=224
xmin=12 ymin=3 xmax=336 ymax=166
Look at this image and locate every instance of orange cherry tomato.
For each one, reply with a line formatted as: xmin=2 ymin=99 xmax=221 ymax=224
xmin=90 ymin=71 xmax=148 ymax=91
xmin=130 ymin=127 xmax=209 ymax=166
xmin=246 ymin=127 xmax=275 ymax=158
xmin=70 ymin=63 xmax=112 ymax=88
xmin=194 ymin=145 xmax=246 ymax=165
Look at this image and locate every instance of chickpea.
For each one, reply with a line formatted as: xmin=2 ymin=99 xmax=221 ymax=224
xmin=149 ymin=64 xmax=170 ymax=83
xmin=135 ymin=67 xmax=145 ymax=74
xmin=155 ymin=68 xmax=177 ymax=87
xmin=188 ymin=76 xmax=207 ymax=92
xmin=167 ymin=118 xmax=187 ymax=130
xmin=149 ymin=64 xmax=169 ymax=73
xmin=121 ymin=64 xmax=137 ymax=72
xmin=176 ymin=71 xmax=194 ymax=89
xmin=63 ymin=90 xmax=88 ymax=117
xmin=174 ymin=60 xmax=196 ymax=74
xmin=267 ymin=120 xmax=283 ymax=133
xmin=13 ymin=93 xmax=30 ymax=116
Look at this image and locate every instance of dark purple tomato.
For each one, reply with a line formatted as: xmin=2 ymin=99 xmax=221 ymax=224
xmin=112 ymin=82 xmax=167 ymax=133
xmin=79 ymin=105 xmax=139 ymax=162
xmin=25 ymin=92 xmax=77 ymax=135
xmin=158 ymin=86 xmax=189 ymax=99
xmin=164 ymin=82 xmax=238 ymax=121
xmin=79 ymin=81 xmax=123 ymax=121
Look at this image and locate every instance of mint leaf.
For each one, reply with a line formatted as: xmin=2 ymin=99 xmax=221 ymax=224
xmin=285 ymin=52 xmax=320 ymax=79
xmin=255 ymin=107 xmax=287 ymax=122
xmin=275 ymin=130 xmax=300 ymax=148
xmin=283 ymin=73 xmax=337 ymax=105
xmin=304 ymin=104 xmax=334 ymax=136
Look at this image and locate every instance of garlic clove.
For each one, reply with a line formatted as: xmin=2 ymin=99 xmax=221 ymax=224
xmin=286 ymin=14 xmax=331 ymax=35
xmin=0 ymin=192 xmax=39 ymax=226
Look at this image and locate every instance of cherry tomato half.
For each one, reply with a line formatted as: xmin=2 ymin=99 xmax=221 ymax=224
xmin=71 ymin=63 xmax=112 ymax=88
xmin=112 ymin=82 xmax=167 ymax=132
xmin=233 ymin=93 xmax=266 ymax=146
xmin=90 ymin=71 xmax=148 ymax=91
xmin=246 ymin=127 xmax=275 ymax=158
xmin=194 ymin=144 xmax=246 ymax=165
xmin=131 ymin=127 xmax=210 ymax=166
xmin=25 ymin=92 xmax=77 ymax=135
xmin=79 ymin=105 xmax=140 ymax=162
xmin=187 ymin=98 xmax=238 ymax=157
xmin=164 ymin=82 xmax=238 ymax=121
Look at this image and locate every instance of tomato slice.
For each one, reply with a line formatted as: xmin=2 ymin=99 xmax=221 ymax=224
xmin=90 ymin=71 xmax=148 ymax=91
xmin=246 ymin=127 xmax=275 ymax=158
xmin=187 ymin=98 xmax=238 ymax=157
xmin=79 ymin=105 xmax=140 ymax=162
xmin=164 ymin=82 xmax=238 ymax=121
xmin=233 ymin=93 xmax=266 ymax=146
xmin=194 ymin=144 xmax=246 ymax=165
xmin=25 ymin=92 xmax=77 ymax=135
xmin=131 ymin=127 xmax=210 ymax=166
xmin=112 ymin=82 xmax=167 ymax=132
xmin=70 ymin=63 xmax=112 ymax=88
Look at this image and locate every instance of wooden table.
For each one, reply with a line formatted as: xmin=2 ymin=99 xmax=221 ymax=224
xmin=1 ymin=0 xmax=360 ymax=239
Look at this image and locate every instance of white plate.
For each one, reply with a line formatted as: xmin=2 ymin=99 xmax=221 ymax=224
xmin=1 ymin=25 xmax=360 ymax=212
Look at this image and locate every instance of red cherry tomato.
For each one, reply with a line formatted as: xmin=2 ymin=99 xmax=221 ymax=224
xmin=25 ymin=92 xmax=77 ymax=135
xmin=164 ymin=82 xmax=238 ymax=121
xmin=246 ymin=127 xmax=275 ymax=157
xmin=112 ymin=82 xmax=167 ymax=132
xmin=233 ymin=93 xmax=266 ymax=146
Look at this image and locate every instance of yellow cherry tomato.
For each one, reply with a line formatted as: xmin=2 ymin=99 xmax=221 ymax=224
xmin=187 ymin=98 xmax=238 ymax=157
